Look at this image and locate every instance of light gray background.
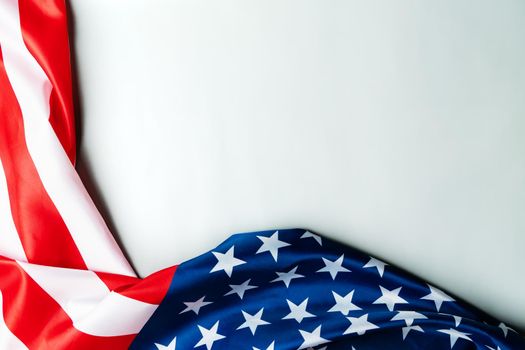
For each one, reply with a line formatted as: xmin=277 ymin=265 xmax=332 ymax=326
xmin=70 ymin=0 xmax=525 ymax=330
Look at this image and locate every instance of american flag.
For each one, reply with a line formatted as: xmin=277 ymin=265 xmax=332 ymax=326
xmin=0 ymin=1 xmax=523 ymax=349
xmin=131 ymin=229 xmax=525 ymax=350
xmin=0 ymin=0 xmax=174 ymax=348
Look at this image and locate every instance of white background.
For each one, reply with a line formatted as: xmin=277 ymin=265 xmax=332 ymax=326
xmin=70 ymin=0 xmax=525 ymax=330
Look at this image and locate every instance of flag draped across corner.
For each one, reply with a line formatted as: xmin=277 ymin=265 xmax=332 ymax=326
xmin=0 ymin=1 xmax=523 ymax=349
xmin=132 ymin=228 xmax=525 ymax=350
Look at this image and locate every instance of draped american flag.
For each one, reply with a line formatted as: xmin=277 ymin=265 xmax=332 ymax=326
xmin=0 ymin=0 xmax=523 ymax=349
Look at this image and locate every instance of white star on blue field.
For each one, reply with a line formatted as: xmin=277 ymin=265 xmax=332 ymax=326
xmin=132 ymin=229 xmax=525 ymax=350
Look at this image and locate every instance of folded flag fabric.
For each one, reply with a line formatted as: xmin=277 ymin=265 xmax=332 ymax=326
xmin=0 ymin=0 xmax=523 ymax=349
xmin=131 ymin=229 xmax=525 ymax=350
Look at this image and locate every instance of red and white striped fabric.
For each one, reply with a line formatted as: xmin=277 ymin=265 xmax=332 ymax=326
xmin=0 ymin=0 xmax=175 ymax=348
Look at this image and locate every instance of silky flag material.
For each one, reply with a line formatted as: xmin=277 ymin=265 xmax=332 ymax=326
xmin=131 ymin=229 xmax=525 ymax=350
xmin=0 ymin=0 xmax=523 ymax=349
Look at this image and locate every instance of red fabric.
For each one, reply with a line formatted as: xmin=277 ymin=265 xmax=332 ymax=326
xmin=0 ymin=47 xmax=87 ymax=270
xmin=96 ymin=266 xmax=177 ymax=305
xmin=18 ymin=0 xmax=76 ymax=163
xmin=0 ymin=1 xmax=178 ymax=347
xmin=0 ymin=256 xmax=136 ymax=350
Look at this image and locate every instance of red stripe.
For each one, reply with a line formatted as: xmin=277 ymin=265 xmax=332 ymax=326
xmin=17 ymin=0 xmax=76 ymax=163
xmin=0 ymin=47 xmax=86 ymax=270
xmin=96 ymin=266 xmax=177 ymax=305
xmin=0 ymin=257 xmax=134 ymax=350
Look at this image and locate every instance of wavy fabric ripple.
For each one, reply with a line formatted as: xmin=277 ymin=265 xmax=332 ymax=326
xmin=0 ymin=1 xmax=523 ymax=349
xmin=0 ymin=0 xmax=174 ymax=348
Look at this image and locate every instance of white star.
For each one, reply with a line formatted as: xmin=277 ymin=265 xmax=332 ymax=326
xmin=195 ymin=321 xmax=226 ymax=350
xmin=372 ymin=286 xmax=408 ymax=311
xmin=402 ymin=325 xmax=424 ymax=340
xmin=344 ymin=314 xmax=379 ymax=335
xmin=155 ymin=336 xmax=177 ymax=350
xmin=437 ymin=328 xmax=472 ymax=348
xmin=256 ymin=231 xmax=290 ymax=261
xmin=390 ymin=310 xmax=427 ymax=326
xmin=237 ymin=308 xmax=270 ymax=335
xmin=224 ymin=279 xmax=257 ymax=299
xmin=271 ymin=266 xmax=304 ymax=287
xmin=300 ymin=231 xmax=322 ymax=245
xmin=498 ymin=322 xmax=516 ymax=337
xmin=210 ymin=246 xmax=246 ymax=277
xmin=363 ymin=257 xmax=387 ymax=277
xmin=180 ymin=296 xmax=212 ymax=315
xmin=282 ymin=298 xmax=315 ymax=323
xmin=298 ymin=325 xmax=328 ymax=349
xmin=421 ymin=284 xmax=454 ymax=312
xmin=252 ymin=341 xmax=275 ymax=350
xmin=328 ymin=290 xmax=361 ymax=315
xmin=317 ymin=254 xmax=350 ymax=280
xmin=452 ymin=315 xmax=462 ymax=327
xmin=486 ymin=346 xmax=502 ymax=350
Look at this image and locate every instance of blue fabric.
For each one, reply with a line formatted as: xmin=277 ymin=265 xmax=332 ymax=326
xmin=131 ymin=229 xmax=525 ymax=349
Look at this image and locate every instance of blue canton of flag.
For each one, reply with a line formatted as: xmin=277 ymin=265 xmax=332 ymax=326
xmin=131 ymin=229 xmax=525 ymax=349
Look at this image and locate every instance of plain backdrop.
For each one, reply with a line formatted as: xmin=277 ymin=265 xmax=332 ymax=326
xmin=69 ymin=0 xmax=525 ymax=330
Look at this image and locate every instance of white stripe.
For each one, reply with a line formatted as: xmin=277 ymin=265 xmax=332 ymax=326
xmin=18 ymin=261 xmax=110 ymax=322
xmin=0 ymin=159 xmax=27 ymax=262
xmin=73 ymin=292 xmax=158 ymax=336
xmin=19 ymin=262 xmax=157 ymax=336
xmin=0 ymin=291 xmax=29 ymax=350
xmin=0 ymin=0 xmax=134 ymax=276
